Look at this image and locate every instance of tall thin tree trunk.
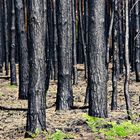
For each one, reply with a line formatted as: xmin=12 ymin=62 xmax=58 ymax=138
xmin=0 ymin=0 xmax=4 ymax=73
xmin=15 ymin=0 xmax=29 ymax=99
xmin=10 ymin=0 xmax=17 ymax=85
xmin=124 ymin=0 xmax=131 ymax=120
xmin=88 ymin=0 xmax=108 ymax=118
xmin=135 ymin=0 xmax=140 ymax=82
xmin=3 ymin=0 xmax=9 ymax=75
xmin=78 ymin=0 xmax=87 ymax=78
xmin=56 ymin=0 xmax=73 ymax=110
xmin=118 ymin=0 xmax=124 ymax=74
xmin=111 ymin=0 xmax=119 ymax=111
xmin=52 ymin=0 xmax=58 ymax=81
xmin=25 ymin=0 xmax=47 ymax=136
xmin=72 ymin=0 xmax=78 ymax=85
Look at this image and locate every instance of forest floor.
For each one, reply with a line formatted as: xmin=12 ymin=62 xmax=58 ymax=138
xmin=0 ymin=65 xmax=140 ymax=140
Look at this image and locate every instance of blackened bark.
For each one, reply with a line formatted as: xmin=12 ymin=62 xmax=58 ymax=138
xmin=44 ymin=0 xmax=50 ymax=92
xmin=47 ymin=0 xmax=54 ymax=80
xmin=105 ymin=0 xmax=111 ymax=68
xmin=52 ymin=0 xmax=58 ymax=81
xmin=56 ymin=0 xmax=73 ymax=110
xmin=77 ymin=1 xmax=84 ymax=64
xmin=84 ymin=0 xmax=88 ymax=48
xmin=25 ymin=0 xmax=47 ymax=135
xmin=0 ymin=1 xmax=4 ymax=73
xmin=135 ymin=0 xmax=140 ymax=82
xmin=88 ymin=0 xmax=108 ymax=118
xmin=124 ymin=0 xmax=131 ymax=119
xmin=78 ymin=0 xmax=87 ymax=78
xmin=129 ymin=0 xmax=135 ymax=72
xmin=10 ymin=0 xmax=17 ymax=85
xmin=118 ymin=0 xmax=124 ymax=74
xmin=72 ymin=0 xmax=78 ymax=85
xmin=111 ymin=0 xmax=119 ymax=110
xmin=3 ymin=0 xmax=9 ymax=75
xmin=15 ymin=0 xmax=29 ymax=99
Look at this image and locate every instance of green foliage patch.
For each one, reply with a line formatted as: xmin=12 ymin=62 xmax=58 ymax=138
xmin=83 ymin=114 xmax=140 ymax=140
xmin=27 ymin=129 xmax=74 ymax=140
xmin=46 ymin=129 xmax=74 ymax=140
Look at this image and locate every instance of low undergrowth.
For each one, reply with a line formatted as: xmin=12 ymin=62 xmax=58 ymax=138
xmin=83 ymin=114 xmax=140 ymax=140
xmin=26 ymin=129 xmax=74 ymax=140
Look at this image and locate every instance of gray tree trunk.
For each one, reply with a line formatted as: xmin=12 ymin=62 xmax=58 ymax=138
xmin=3 ymin=0 xmax=9 ymax=75
xmin=124 ymin=0 xmax=131 ymax=120
xmin=25 ymin=0 xmax=47 ymax=136
xmin=56 ymin=0 xmax=73 ymax=110
xmin=88 ymin=0 xmax=108 ymax=118
xmin=0 ymin=0 xmax=4 ymax=73
xmin=15 ymin=0 xmax=29 ymax=99
xmin=135 ymin=0 xmax=140 ymax=82
xmin=10 ymin=0 xmax=17 ymax=85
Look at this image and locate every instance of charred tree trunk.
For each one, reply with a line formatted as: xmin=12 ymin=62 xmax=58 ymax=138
xmin=78 ymin=0 xmax=87 ymax=78
xmin=77 ymin=1 xmax=84 ymax=64
xmin=84 ymin=0 xmax=88 ymax=46
xmin=135 ymin=0 xmax=140 ymax=82
xmin=15 ymin=0 xmax=29 ymax=99
xmin=47 ymin=0 xmax=54 ymax=80
xmin=129 ymin=0 xmax=135 ymax=72
xmin=10 ymin=0 xmax=17 ymax=85
xmin=124 ymin=0 xmax=131 ymax=120
xmin=111 ymin=0 xmax=119 ymax=111
xmin=0 ymin=0 xmax=4 ymax=73
xmin=72 ymin=0 xmax=78 ymax=85
xmin=25 ymin=0 xmax=47 ymax=136
xmin=118 ymin=0 xmax=124 ymax=74
xmin=3 ymin=0 xmax=9 ymax=75
xmin=56 ymin=0 xmax=73 ymax=110
xmin=52 ymin=0 xmax=58 ymax=81
xmin=88 ymin=0 xmax=108 ymax=118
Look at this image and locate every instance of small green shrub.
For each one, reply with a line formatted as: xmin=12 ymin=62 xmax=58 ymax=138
xmin=27 ymin=129 xmax=73 ymax=140
xmin=83 ymin=114 xmax=140 ymax=140
xmin=47 ymin=129 xmax=74 ymax=140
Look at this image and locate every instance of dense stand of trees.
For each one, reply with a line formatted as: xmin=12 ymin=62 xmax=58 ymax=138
xmin=0 ymin=0 xmax=139 ymax=136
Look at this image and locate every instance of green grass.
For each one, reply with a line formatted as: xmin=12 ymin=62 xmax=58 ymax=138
xmin=83 ymin=114 xmax=140 ymax=140
xmin=27 ymin=129 xmax=74 ymax=140
xmin=46 ymin=129 xmax=74 ymax=140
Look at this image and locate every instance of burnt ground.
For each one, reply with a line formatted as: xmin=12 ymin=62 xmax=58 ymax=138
xmin=0 ymin=66 xmax=140 ymax=140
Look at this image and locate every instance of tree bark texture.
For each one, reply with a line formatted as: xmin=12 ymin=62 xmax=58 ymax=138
xmin=56 ymin=0 xmax=73 ymax=110
xmin=3 ymin=0 xmax=9 ymax=75
xmin=88 ymin=0 xmax=108 ymax=118
xmin=0 ymin=1 xmax=4 ymax=73
xmin=72 ymin=0 xmax=78 ymax=85
xmin=111 ymin=0 xmax=119 ymax=111
xmin=15 ymin=0 xmax=29 ymax=99
xmin=124 ymin=0 xmax=131 ymax=119
xmin=26 ymin=0 xmax=47 ymax=135
xmin=135 ymin=0 xmax=140 ymax=82
xmin=10 ymin=0 xmax=17 ymax=85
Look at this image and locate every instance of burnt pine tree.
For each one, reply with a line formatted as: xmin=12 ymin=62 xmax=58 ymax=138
xmin=72 ymin=0 xmax=78 ymax=85
xmin=3 ymin=0 xmax=9 ymax=75
xmin=88 ymin=0 xmax=108 ymax=118
xmin=10 ymin=0 xmax=17 ymax=85
xmin=15 ymin=0 xmax=29 ymax=99
xmin=135 ymin=0 xmax=140 ymax=82
xmin=56 ymin=0 xmax=73 ymax=110
xmin=111 ymin=0 xmax=119 ymax=111
xmin=25 ymin=0 xmax=47 ymax=136
xmin=124 ymin=0 xmax=131 ymax=119
xmin=0 ymin=0 xmax=4 ymax=73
